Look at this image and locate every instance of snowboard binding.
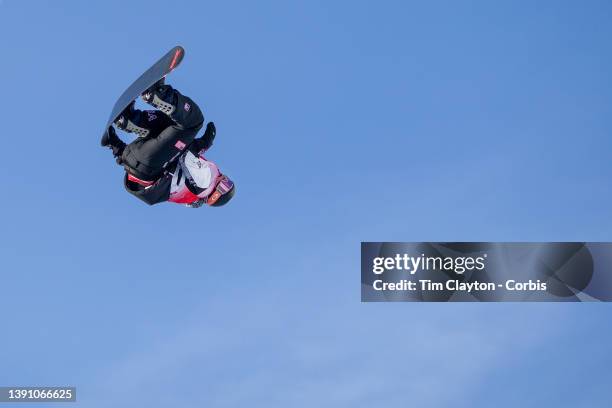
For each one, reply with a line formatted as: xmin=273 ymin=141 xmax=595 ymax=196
xmin=114 ymin=101 xmax=151 ymax=137
xmin=141 ymin=77 xmax=177 ymax=115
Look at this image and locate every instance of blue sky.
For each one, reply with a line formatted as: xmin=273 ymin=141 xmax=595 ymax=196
xmin=0 ymin=0 xmax=611 ymax=406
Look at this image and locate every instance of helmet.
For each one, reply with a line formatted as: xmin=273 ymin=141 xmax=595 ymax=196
xmin=207 ymin=175 xmax=235 ymax=207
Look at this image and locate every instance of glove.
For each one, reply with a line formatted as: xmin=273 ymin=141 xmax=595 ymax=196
xmin=100 ymin=125 xmax=115 ymax=147
xmin=101 ymin=126 xmax=126 ymax=163
xmin=205 ymin=122 xmax=216 ymax=139
xmin=199 ymin=122 xmax=216 ymax=152
xmin=186 ymin=198 xmax=205 ymax=208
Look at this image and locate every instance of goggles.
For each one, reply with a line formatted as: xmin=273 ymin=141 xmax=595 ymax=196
xmin=206 ymin=175 xmax=234 ymax=206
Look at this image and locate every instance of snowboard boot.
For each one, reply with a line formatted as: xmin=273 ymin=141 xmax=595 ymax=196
xmin=141 ymin=77 xmax=177 ymax=115
xmin=114 ymin=101 xmax=151 ymax=137
xmin=101 ymin=125 xmax=123 ymax=147
xmin=100 ymin=126 xmax=126 ymax=161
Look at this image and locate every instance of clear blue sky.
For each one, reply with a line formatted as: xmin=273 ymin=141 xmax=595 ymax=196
xmin=1 ymin=0 xmax=611 ymax=406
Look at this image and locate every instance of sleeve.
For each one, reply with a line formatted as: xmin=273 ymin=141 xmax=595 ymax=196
xmin=123 ymin=172 xmax=172 ymax=205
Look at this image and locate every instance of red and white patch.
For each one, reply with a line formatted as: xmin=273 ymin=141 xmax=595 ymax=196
xmin=174 ymin=140 xmax=186 ymax=150
xmin=184 ymin=102 xmax=191 ymax=111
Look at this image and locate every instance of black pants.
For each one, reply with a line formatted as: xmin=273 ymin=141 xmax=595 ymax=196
xmin=120 ymin=85 xmax=204 ymax=181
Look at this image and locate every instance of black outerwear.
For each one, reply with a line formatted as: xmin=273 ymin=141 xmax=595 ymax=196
xmin=123 ymin=171 xmax=173 ymax=206
xmin=120 ymin=86 xmax=204 ymax=182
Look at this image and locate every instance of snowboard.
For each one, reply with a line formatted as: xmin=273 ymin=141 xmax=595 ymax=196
xmin=103 ymin=45 xmax=185 ymax=137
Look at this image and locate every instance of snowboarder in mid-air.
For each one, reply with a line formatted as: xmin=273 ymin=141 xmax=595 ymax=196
xmin=101 ymin=78 xmax=235 ymax=208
